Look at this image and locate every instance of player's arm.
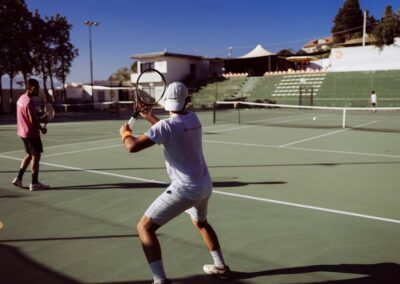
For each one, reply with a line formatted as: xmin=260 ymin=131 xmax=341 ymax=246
xmin=138 ymin=105 xmax=159 ymax=125
xmin=29 ymin=103 xmax=47 ymax=134
xmin=120 ymin=123 xmax=155 ymax=153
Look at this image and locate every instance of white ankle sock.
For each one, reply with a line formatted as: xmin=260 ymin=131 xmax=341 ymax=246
xmin=210 ymin=249 xmax=226 ymax=267
xmin=149 ymin=260 xmax=167 ymax=282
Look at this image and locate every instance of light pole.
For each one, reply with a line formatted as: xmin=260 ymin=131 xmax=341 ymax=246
xmin=84 ymin=20 xmax=99 ymax=105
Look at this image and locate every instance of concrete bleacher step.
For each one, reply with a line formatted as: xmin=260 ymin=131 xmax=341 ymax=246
xmin=272 ymin=73 xmax=326 ymax=97
xmin=240 ymin=77 xmax=261 ymax=97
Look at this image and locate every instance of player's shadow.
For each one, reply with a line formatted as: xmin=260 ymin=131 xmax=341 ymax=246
xmin=51 ymin=181 xmax=286 ymax=190
xmin=1 ymin=243 xmax=399 ymax=284
xmin=225 ymin=263 xmax=400 ymax=283
xmin=0 ymin=243 xmax=80 ymax=284
xmin=108 ymin=263 xmax=400 ymax=283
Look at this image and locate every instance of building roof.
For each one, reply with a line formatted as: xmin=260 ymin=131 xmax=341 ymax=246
xmin=303 ymin=36 xmax=333 ymax=48
xmin=239 ymin=44 xmax=274 ymax=58
xmin=286 ymin=56 xmax=319 ymax=62
xmin=130 ymin=51 xmax=203 ymax=60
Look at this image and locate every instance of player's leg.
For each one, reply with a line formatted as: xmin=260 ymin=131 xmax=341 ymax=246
xmin=12 ymin=153 xmax=32 ymax=188
xmin=191 ymin=218 xmax=220 ymax=251
xmin=137 ymin=216 xmax=169 ymax=284
xmin=29 ymin=138 xmax=49 ymax=191
xmin=187 ymin=198 xmax=230 ymax=278
xmin=138 ymin=189 xmax=195 ymax=283
xmin=12 ymin=138 xmax=32 ymax=188
xmin=137 ymin=215 xmax=162 ymax=262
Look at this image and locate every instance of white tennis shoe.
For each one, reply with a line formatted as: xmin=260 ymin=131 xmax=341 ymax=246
xmin=203 ymin=264 xmax=231 ymax=279
xmin=12 ymin=178 xmax=24 ymax=188
xmin=29 ymin=182 xmax=50 ymax=191
xmin=152 ymin=279 xmax=172 ymax=284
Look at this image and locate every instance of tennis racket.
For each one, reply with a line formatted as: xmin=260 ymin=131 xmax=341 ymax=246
xmin=42 ymin=92 xmax=55 ymax=128
xmin=43 ymin=103 xmax=55 ymax=127
xmin=128 ymin=68 xmax=167 ymax=128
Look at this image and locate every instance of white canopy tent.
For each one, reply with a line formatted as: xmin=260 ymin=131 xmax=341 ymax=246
xmin=239 ymin=44 xmax=275 ymax=58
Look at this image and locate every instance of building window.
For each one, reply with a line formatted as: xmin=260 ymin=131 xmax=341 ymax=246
xmin=98 ymin=91 xmax=105 ymax=102
xmin=141 ymin=62 xmax=155 ymax=71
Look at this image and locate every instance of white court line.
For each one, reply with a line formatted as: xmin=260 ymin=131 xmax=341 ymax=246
xmin=213 ymin=191 xmax=400 ymax=224
xmin=280 ymin=128 xmax=350 ymax=147
xmin=0 ymin=154 xmax=166 ymax=184
xmin=43 ymin=144 xmax=121 ymax=158
xmin=0 ymin=123 xmax=233 ymax=156
xmin=0 ymin=137 xmax=121 ymax=155
xmin=1 ymin=153 xmax=399 ymax=225
xmin=280 ymin=121 xmax=378 ymax=147
xmin=209 ymin=113 xmax=322 ymax=133
xmin=212 ymin=125 xmax=255 ymax=132
xmin=204 ymin=139 xmax=400 ymax=159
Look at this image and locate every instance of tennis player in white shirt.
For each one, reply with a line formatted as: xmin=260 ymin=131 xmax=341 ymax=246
xmin=119 ymin=82 xmax=230 ymax=284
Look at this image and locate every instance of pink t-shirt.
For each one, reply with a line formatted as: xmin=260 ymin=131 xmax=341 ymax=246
xmin=16 ymin=93 xmax=40 ymax=138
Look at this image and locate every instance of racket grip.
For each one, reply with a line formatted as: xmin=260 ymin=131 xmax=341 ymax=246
xmin=128 ymin=117 xmax=136 ymax=128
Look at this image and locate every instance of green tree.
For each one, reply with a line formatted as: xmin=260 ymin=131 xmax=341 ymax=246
xmin=332 ymin=0 xmax=364 ymax=44
xmin=0 ymin=1 xmax=78 ymax=111
xmin=276 ymin=49 xmax=295 ymax=56
xmin=0 ymin=1 xmax=7 ymax=113
xmin=50 ymin=15 xmax=78 ymax=103
xmin=373 ymin=5 xmax=400 ymax=47
xmin=365 ymin=10 xmax=377 ymax=34
xmin=0 ymin=0 xmax=32 ymax=113
xmin=42 ymin=14 xmax=77 ymax=103
xmin=31 ymin=10 xmax=50 ymax=95
xmin=108 ymin=67 xmax=131 ymax=81
xmin=131 ymin=61 xmax=138 ymax=73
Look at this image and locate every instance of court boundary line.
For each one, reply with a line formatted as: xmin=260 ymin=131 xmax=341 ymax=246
xmin=279 ymin=120 xmax=378 ymax=147
xmin=0 ymin=123 xmax=234 ymax=155
xmin=1 ymin=154 xmax=399 ymax=225
xmin=204 ymin=139 xmax=400 ymax=159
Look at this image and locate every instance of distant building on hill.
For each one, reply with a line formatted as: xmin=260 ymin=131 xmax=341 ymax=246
xmin=302 ymin=37 xmax=334 ymax=54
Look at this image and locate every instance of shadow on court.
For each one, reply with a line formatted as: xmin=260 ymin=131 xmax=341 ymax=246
xmin=105 ymin=263 xmax=400 ymax=283
xmin=2 ymin=243 xmax=399 ymax=284
xmin=2 ymin=160 xmax=400 ymax=175
xmin=0 ymin=243 xmax=80 ymax=284
xmin=0 ymin=233 xmax=139 ymax=243
xmin=49 ymin=181 xmax=286 ymax=190
xmin=225 ymin=263 xmax=400 ymax=284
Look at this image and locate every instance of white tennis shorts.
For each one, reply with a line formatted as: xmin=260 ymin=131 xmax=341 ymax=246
xmin=144 ymin=188 xmax=210 ymax=226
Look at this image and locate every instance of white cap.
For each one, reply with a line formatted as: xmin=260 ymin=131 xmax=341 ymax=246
xmin=164 ymin=82 xmax=188 ymax=111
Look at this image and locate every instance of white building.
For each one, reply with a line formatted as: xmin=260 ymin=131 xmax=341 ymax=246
xmin=130 ymin=51 xmax=224 ymax=86
xmin=329 ymin=38 xmax=400 ymax=72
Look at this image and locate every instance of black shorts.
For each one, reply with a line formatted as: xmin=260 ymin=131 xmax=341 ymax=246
xmin=21 ymin=137 xmax=43 ymax=156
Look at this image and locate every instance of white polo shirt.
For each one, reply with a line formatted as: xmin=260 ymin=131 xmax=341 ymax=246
xmin=145 ymin=112 xmax=212 ymax=200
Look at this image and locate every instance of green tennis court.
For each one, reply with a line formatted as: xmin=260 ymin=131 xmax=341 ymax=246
xmin=1 ymin=110 xmax=400 ymax=283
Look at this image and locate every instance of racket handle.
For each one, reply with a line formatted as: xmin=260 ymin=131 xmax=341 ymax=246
xmin=128 ymin=117 xmax=136 ymax=128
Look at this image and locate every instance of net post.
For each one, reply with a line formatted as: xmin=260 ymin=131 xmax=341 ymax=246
xmin=342 ymin=108 xmax=346 ymax=128
xmin=310 ymin=86 xmax=314 ymax=106
xmin=213 ymin=101 xmax=216 ymax=124
xmin=299 ymin=85 xmax=302 ymax=105
xmin=238 ymin=103 xmax=241 ymax=124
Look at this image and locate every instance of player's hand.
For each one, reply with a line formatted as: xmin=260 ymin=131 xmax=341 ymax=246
xmin=41 ymin=127 xmax=47 ymax=134
xmin=119 ymin=123 xmax=131 ymax=136
xmin=139 ymin=105 xmax=153 ymax=119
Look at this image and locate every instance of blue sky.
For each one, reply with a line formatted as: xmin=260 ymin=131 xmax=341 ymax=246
xmin=14 ymin=0 xmax=400 ymax=83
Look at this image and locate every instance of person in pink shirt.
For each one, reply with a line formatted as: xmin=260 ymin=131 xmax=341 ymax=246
xmin=12 ymin=79 xmax=50 ymax=191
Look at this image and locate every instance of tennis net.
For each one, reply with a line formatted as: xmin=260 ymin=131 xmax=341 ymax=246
xmin=213 ymin=101 xmax=400 ymax=132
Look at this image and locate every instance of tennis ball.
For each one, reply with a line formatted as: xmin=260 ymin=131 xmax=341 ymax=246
xmin=0 ymin=221 xmax=3 ymax=230
xmin=313 ymin=117 xmax=316 ymax=121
